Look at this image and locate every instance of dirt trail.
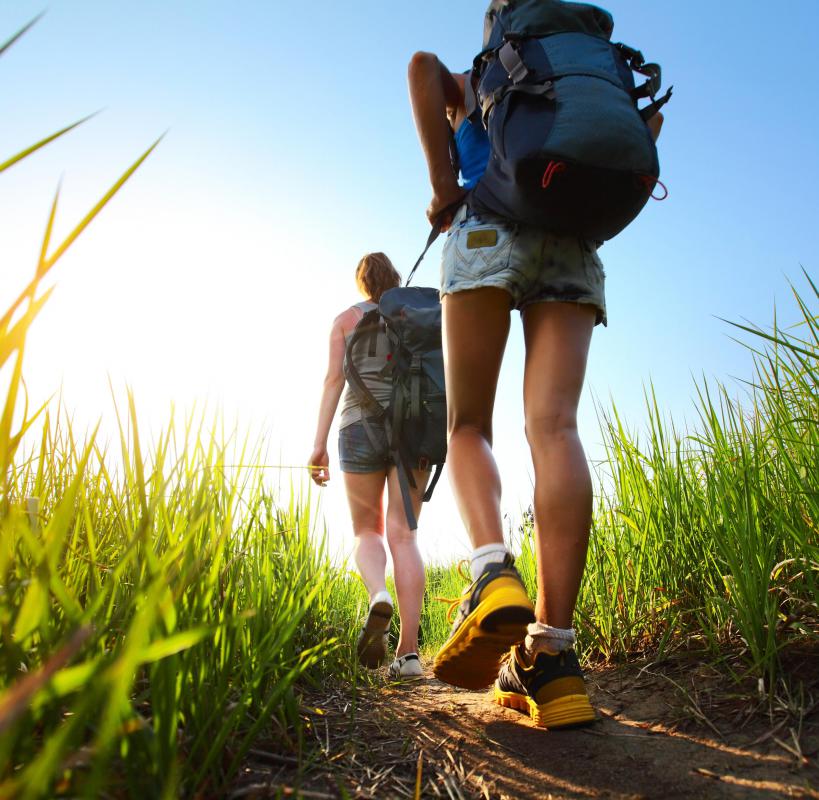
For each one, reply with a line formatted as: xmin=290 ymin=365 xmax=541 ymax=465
xmin=383 ymin=668 xmax=818 ymax=799
xmin=237 ymin=660 xmax=818 ymax=799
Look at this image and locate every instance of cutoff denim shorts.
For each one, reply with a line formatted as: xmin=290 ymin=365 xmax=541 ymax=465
xmin=338 ymin=416 xmax=391 ymax=474
xmin=440 ymin=206 xmax=607 ymax=325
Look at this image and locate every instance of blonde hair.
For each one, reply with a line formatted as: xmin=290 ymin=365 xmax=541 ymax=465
xmin=355 ymin=252 xmax=401 ymax=303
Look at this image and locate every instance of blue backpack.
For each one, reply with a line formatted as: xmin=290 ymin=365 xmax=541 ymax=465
xmin=464 ymin=0 xmax=672 ymax=241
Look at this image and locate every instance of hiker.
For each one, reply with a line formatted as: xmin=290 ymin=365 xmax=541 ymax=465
xmin=308 ymin=252 xmax=429 ymax=679
xmin=407 ymin=26 xmax=664 ymax=726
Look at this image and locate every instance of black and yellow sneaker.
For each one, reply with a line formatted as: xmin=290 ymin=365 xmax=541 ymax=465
xmin=433 ymin=555 xmax=535 ymax=690
xmin=494 ymin=644 xmax=595 ymax=728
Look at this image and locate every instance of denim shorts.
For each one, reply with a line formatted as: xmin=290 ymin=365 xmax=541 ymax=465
xmin=440 ymin=206 xmax=607 ymax=325
xmin=338 ymin=416 xmax=391 ymax=474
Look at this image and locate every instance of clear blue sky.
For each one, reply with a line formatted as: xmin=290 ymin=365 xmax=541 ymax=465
xmin=2 ymin=1 xmax=818 ymax=561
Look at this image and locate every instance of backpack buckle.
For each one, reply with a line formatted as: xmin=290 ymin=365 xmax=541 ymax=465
xmin=498 ymin=41 xmax=529 ymax=84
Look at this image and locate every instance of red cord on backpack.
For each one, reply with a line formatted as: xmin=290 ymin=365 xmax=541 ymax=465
xmin=541 ymin=160 xmax=567 ymax=190
xmin=639 ymin=174 xmax=669 ymax=201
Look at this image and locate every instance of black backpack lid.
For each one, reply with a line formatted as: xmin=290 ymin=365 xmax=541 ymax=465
xmin=483 ymin=0 xmax=614 ymax=48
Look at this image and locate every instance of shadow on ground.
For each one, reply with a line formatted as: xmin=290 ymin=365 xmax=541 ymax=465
xmin=235 ymin=658 xmax=818 ymax=799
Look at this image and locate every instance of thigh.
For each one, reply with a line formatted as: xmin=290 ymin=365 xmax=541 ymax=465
xmin=442 ymin=287 xmax=512 ymax=438
xmin=521 ymin=302 xmax=596 ymax=429
xmin=343 ymin=470 xmax=388 ymax=534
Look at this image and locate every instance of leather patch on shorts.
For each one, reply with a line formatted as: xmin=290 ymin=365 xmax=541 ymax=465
xmin=466 ymin=229 xmax=498 ymax=249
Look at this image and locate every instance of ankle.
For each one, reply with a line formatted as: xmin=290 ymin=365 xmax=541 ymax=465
xmin=470 ymin=543 xmax=508 ymax=579
xmin=524 ymin=622 xmax=575 ymax=658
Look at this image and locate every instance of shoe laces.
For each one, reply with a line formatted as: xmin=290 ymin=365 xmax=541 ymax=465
xmin=434 ymin=560 xmax=472 ymax=623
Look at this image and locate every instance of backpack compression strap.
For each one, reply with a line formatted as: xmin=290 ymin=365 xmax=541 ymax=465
xmin=394 ymin=455 xmax=444 ymax=532
xmin=423 ymin=463 xmax=444 ymax=502
xmin=476 ymin=38 xmax=672 ymax=124
xmin=614 ymin=43 xmax=673 ymax=121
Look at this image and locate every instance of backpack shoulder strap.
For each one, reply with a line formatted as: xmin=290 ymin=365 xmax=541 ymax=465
xmin=405 ymin=195 xmax=468 ymax=286
xmin=342 ymin=309 xmax=387 ymax=419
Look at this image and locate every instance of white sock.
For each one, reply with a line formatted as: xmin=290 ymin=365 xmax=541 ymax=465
xmin=525 ymin=622 xmax=576 ymax=655
xmin=470 ymin=543 xmax=509 ymax=580
xmin=370 ymin=589 xmax=393 ymax=608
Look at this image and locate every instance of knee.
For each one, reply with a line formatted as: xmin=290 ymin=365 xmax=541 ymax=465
xmin=525 ymin=409 xmax=578 ymax=449
xmin=386 ymin=517 xmax=416 ymax=549
xmin=353 ymin=528 xmax=384 ymax=543
xmin=448 ymin=411 xmax=493 ymax=444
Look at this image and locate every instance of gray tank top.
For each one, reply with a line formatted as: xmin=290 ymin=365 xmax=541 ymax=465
xmin=339 ymin=301 xmax=393 ymax=430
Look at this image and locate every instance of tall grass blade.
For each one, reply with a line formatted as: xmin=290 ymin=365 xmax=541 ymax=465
xmin=0 ymin=113 xmax=98 ymax=174
xmin=0 ymin=13 xmax=44 ymax=59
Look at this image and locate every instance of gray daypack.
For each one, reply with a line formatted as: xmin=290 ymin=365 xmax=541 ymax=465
xmin=343 ymin=286 xmax=446 ymax=530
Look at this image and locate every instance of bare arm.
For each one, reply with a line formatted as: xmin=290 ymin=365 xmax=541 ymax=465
xmin=407 ymin=51 xmax=468 ymax=228
xmin=308 ymin=315 xmax=348 ymax=486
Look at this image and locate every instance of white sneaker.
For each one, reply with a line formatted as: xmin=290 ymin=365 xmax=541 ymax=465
xmin=356 ymin=592 xmax=393 ymax=669
xmin=388 ymin=653 xmax=423 ymax=680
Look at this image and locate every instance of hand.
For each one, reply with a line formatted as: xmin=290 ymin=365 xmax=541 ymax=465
xmin=427 ymin=184 xmax=467 ymax=231
xmin=647 ymin=111 xmax=664 ymax=142
xmin=308 ymin=446 xmax=330 ymax=487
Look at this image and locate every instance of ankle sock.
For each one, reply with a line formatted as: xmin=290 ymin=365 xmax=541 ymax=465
xmin=524 ymin=622 xmax=576 ymax=656
xmin=470 ymin=543 xmax=509 ymax=580
xmin=370 ymin=589 xmax=393 ymax=609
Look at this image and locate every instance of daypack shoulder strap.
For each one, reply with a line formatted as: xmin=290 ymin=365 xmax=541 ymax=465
xmin=405 ymin=196 xmax=468 ymax=286
xmin=343 ymin=309 xmax=387 ymax=419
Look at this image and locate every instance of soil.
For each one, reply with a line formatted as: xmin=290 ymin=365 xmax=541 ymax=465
xmin=234 ymin=656 xmax=819 ymax=799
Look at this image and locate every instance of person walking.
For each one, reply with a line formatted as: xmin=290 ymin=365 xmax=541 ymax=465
xmin=308 ymin=253 xmax=430 ymax=679
xmin=408 ymin=46 xmax=662 ymax=726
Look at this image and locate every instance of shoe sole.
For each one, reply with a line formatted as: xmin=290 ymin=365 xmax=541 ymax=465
xmin=432 ymin=581 xmax=534 ymax=690
xmin=493 ymin=685 xmax=596 ymax=729
xmin=357 ymin=601 xmax=393 ymax=669
xmin=388 ymin=670 xmax=425 ymax=681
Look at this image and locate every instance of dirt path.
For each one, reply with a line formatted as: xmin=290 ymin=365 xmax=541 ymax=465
xmin=383 ymin=669 xmax=818 ymax=799
xmin=236 ymin=660 xmax=819 ymax=799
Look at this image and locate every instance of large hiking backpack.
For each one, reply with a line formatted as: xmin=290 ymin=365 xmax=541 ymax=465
xmin=465 ymin=0 xmax=672 ymax=241
xmin=343 ymin=286 xmax=446 ymax=530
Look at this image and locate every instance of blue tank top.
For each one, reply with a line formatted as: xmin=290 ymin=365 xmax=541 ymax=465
xmin=454 ymin=119 xmax=490 ymax=190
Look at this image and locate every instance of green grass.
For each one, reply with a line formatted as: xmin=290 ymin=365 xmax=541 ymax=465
xmin=1 ymin=403 xmax=376 ymax=797
xmin=577 ymin=274 xmax=818 ymax=684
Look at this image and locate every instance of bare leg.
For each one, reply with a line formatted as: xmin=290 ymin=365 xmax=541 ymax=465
xmin=434 ymin=288 xmax=535 ymax=690
xmin=442 ymin=288 xmax=511 ymax=548
xmin=343 ymin=470 xmax=389 ymax=599
xmin=385 ymin=467 xmax=429 ymax=656
xmin=522 ymin=302 xmax=596 ymax=628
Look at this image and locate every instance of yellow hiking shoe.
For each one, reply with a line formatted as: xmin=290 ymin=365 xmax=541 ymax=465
xmin=494 ymin=644 xmax=595 ymax=729
xmin=433 ymin=555 xmax=534 ymax=689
